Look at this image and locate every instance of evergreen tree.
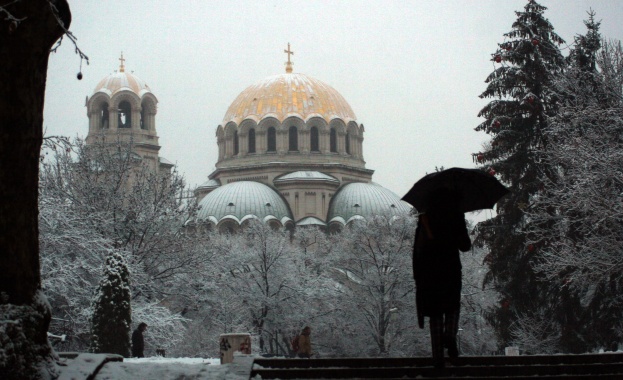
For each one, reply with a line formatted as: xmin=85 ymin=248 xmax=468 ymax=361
xmin=567 ymin=9 xmax=601 ymax=72
xmin=90 ymin=252 xmax=132 ymax=357
xmin=472 ymin=0 xmax=565 ymax=348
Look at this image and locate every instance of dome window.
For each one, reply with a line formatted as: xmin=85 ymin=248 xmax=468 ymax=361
xmin=267 ymin=127 xmax=277 ymax=152
xmin=100 ymin=103 xmax=109 ymax=129
xmin=248 ymin=128 xmax=256 ymax=153
xmin=233 ymin=131 xmax=239 ymax=155
xmin=391 ymin=204 xmax=396 ymax=208
xmin=118 ymin=101 xmax=132 ymax=128
xmin=330 ymin=128 xmax=337 ymax=153
xmin=265 ymin=202 xmax=272 ymax=207
xmin=288 ymin=126 xmax=298 ymax=151
xmin=353 ymin=203 xmax=361 ymax=208
xmin=310 ymin=126 xmax=319 ymax=152
xmin=345 ymin=133 xmax=351 ymax=155
xmin=140 ymin=108 xmax=145 ymax=129
xmin=227 ymin=202 xmax=235 ymax=206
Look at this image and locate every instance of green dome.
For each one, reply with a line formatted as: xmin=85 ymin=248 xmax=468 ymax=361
xmin=327 ymin=182 xmax=411 ymax=225
xmin=197 ymin=181 xmax=293 ymax=226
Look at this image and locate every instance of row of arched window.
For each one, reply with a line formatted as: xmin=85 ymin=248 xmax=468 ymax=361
xmin=227 ymin=126 xmax=355 ymax=157
xmin=89 ymin=95 xmax=157 ymax=132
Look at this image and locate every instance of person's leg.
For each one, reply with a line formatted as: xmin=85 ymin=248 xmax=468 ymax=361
xmin=429 ymin=314 xmax=444 ymax=368
xmin=443 ymin=309 xmax=460 ymax=358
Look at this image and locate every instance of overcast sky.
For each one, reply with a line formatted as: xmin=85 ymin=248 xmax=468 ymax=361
xmin=44 ymin=0 xmax=623 ymax=218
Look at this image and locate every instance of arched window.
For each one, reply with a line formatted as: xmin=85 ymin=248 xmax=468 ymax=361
xmin=140 ymin=108 xmax=146 ymax=129
xmin=267 ymin=127 xmax=276 ymax=152
xmin=289 ymin=126 xmax=298 ymax=151
xmin=345 ymin=133 xmax=351 ymax=154
xmin=118 ymin=101 xmax=132 ymax=128
xmin=248 ymin=128 xmax=256 ymax=153
xmin=100 ymin=103 xmax=109 ymax=129
xmin=310 ymin=126 xmax=319 ymax=152
xmin=330 ymin=128 xmax=337 ymax=153
xmin=233 ymin=131 xmax=239 ymax=155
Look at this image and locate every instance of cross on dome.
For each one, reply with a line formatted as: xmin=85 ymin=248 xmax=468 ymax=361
xmin=119 ymin=52 xmax=125 ymax=73
xmin=284 ymin=43 xmax=294 ymax=73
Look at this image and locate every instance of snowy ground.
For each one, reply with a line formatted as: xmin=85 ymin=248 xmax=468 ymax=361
xmin=93 ymin=356 xmax=247 ymax=380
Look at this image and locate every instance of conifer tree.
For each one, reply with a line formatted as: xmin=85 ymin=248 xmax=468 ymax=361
xmin=568 ymin=9 xmax=601 ymax=72
xmin=90 ymin=252 xmax=132 ymax=357
xmin=472 ymin=0 xmax=565 ymax=348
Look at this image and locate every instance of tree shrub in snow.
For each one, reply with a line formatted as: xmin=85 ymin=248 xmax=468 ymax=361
xmin=90 ymin=252 xmax=132 ymax=357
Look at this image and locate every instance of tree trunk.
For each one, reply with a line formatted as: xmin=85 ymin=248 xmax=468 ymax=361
xmin=0 ymin=1 xmax=70 ymax=378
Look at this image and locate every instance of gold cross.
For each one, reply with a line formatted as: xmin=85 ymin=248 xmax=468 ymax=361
xmin=284 ymin=43 xmax=294 ymax=73
xmin=284 ymin=43 xmax=294 ymax=63
xmin=119 ymin=52 xmax=125 ymax=73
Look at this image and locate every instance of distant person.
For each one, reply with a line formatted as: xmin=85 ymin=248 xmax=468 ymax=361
xmin=412 ymin=189 xmax=471 ymax=369
xmin=297 ymin=326 xmax=312 ymax=358
xmin=131 ymin=322 xmax=147 ymax=358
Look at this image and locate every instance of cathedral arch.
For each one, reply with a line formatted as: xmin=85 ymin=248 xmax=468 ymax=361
xmin=345 ymin=132 xmax=351 ymax=155
xmin=217 ymin=219 xmax=239 ymax=234
xmin=310 ymin=126 xmax=319 ymax=152
xmin=305 ymin=116 xmax=328 ymax=132
xmin=216 ymin=125 xmax=225 ymax=142
xmin=117 ymin=101 xmax=132 ymax=129
xmin=283 ymin=117 xmax=304 ymax=152
xmin=238 ymin=119 xmax=258 ymax=135
xmin=140 ymin=94 xmax=157 ymax=131
xmin=330 ymin=128 xmax=337 ymax=153
xmin=288 ymin=126 xmax=298 ymax=151
xmin=224 ymin=122 xmax=238 ymax=158
xmin=347 ymin=121 xmax=360 ymax=138
xmin=248 ymin=128 xmax=256 ymax=153
xmin=233 ymin=131 xmax=239 ymax=155
xmin=87 ymin=93 xmax=112 ymax=130
xmin=329 ymin=119 xmax=346 ymax=134
xmin=111 ymin=91 xmax=141 ymax=112
xmin=267 ymin=127 xmax=277 ymax=152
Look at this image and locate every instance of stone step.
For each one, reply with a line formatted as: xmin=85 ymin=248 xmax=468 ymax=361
xmin=249 ymin=353 xmax=623 ymax=379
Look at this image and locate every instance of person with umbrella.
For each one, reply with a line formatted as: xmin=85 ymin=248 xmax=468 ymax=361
xmin=403 ymin=168 xmax=508 ymax=369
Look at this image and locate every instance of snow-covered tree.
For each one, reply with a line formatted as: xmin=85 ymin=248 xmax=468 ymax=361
xmin=90 ymin=252 xmax=132 ymax=357
xmin=331 ymin=214 xmax=419 ymax=356
xmin=205 ymin=221 xmax=302 ymax=353
xmin=526 ymin=39 xmax=623 ymax=352
xmin=472 ymin=0 xmax=566 ymax=347
xmin=458 ymin=230 xmax=499 ymax=356
xmin=39 ymin=137 xmax=201 ymax=351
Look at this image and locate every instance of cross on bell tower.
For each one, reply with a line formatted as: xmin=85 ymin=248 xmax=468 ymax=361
xmin=284 ymin=43 xmax=294 ymax=73
xmin=119 ymin=52 xmax=126 ymax=73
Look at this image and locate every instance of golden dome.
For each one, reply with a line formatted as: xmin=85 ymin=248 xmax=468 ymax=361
xmin=222 ymin=73 xmax=357 ymax=125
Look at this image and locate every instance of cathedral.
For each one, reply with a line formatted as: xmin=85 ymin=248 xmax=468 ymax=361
xmin=85 ymin=48 xmax=411 ymax=232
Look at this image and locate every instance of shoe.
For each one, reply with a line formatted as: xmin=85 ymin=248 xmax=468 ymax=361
xmin=446 ymin=340 xmax=459 ymax=358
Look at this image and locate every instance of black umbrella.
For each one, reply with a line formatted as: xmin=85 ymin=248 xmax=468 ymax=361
xmin=402 ymin=167 xmax=509 ymax=213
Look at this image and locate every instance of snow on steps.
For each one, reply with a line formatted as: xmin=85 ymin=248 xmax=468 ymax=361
xmin=248 ymin=352 xmax=623 ymax=379
xmin=57 ymin=352 xmax=123 ymax=380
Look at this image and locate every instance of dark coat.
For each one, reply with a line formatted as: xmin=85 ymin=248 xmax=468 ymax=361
xmin=131 ymin=328 xmax=145 ymax=357
xmin=413 ymin=210 xmax=471 ymax=328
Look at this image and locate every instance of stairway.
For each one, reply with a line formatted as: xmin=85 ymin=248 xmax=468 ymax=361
xmin=249 ymin=353 xmax=623 ymax=379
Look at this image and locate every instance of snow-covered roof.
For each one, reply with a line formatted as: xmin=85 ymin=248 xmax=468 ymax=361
xmin=327 ymin=182 xmax=412 ymax=225
xmin=196 ymin=181 xmax=293 ymax=225
xmin=274 ymin=171 xmax=339 ymax=186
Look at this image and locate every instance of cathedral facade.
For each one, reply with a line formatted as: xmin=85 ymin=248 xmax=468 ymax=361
xmin=194 ymin=46 xmax=411 ymax=232
xmin=85 ymin=50 xmax=410 ymax=232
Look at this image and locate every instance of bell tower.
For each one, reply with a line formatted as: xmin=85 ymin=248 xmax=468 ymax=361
xmin=85 ymin=53 xmax=173 ymax=173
